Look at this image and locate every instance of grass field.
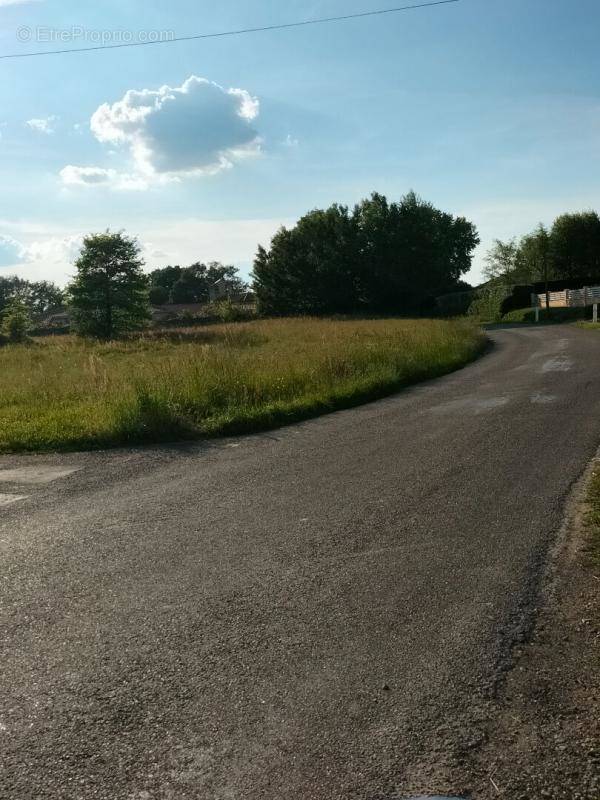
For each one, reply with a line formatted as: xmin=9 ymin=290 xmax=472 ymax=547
xmin=0 ymin=317 xmax=485 ymax=453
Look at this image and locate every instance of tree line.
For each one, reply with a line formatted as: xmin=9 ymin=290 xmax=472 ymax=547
xmin=0 ymin=236 xmax=248 ymax=342
xmin=253 ymin=191 xmax=479 ymax=315
xmin=484 ymin=211 xmax=600 ymax=287
xmin=148 ymin=263 xmax=246 ymax=306
xmin=3 ymin=196 xmax=600 ymax=343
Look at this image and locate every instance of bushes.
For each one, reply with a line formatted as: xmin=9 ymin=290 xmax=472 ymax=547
xmin=1 ymin=299 xmax=31 ymax=344
xmin=468 ymin=285 xmax=507 ymax=322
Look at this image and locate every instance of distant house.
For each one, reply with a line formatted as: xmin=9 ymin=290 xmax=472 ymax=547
xmin=40 ymin=310 xmax=71 ymax=328
xmin=208 ymin=278 xmax=233 ymax=303
xmin=208 ymin=278 xmax=254 ymax=304
xmin=150 ymin=303 xmax=207 ymax=323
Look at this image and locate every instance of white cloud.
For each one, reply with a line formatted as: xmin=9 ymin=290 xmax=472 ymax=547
xmin=59 ymin=165 xmax=148 ymax=191
xmin=136 ymin=217 xmax=291 ymax=275
xmin=0 ymin=216 xmax=288 ymax=285
xmin=62 ymin=75 xmax=261 ymax=190
xmin=0 ymin=232 xmax=83 ymax=273
xmin=24 ymin=235 xmax=84 ymax=265
xmin=26 ymin=116 xmax=58 ymax=135
xmin=0 ymin=235 xmax=26 ymax=267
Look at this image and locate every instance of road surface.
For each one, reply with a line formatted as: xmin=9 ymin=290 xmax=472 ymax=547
xmin=1 ymin=325 xmax=600 ymax=799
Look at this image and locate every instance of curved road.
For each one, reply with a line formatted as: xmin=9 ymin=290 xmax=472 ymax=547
xmin=1 ymin=325 xmax=600 ymax=799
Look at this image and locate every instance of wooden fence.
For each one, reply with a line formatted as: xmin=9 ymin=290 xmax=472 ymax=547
xmin=532 ymin=286 xmax=600 ymax=314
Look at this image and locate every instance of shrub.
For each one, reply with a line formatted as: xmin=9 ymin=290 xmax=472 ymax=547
xmin=1 ymin=299 xmax=31 ymax=344
xmin=215 ymin=299 xmax=248 ymax=323
xmin=468 ymin=285 xmax=507 ymax=322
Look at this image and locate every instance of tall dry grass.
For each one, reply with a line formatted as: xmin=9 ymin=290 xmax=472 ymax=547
xmin=0 ymin=317 xmax=485 ymax=452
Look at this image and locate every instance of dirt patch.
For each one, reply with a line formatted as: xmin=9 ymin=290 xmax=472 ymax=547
xmin=465 ymin=458 xmax=600 ymax=798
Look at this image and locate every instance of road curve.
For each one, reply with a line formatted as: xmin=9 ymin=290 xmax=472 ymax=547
xmin=1 ymin=324 xmax=600 ymax=799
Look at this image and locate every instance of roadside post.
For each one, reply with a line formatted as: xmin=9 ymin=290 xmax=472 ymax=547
xmin=531 ymin=293 xmax=540 ymax=323
xmin=594 ymin=303 xmax=598 ymax=324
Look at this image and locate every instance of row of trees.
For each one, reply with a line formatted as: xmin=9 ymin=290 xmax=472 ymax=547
xmin=484 ymin=211 xmax=600 ymax=287
xmin=0 ymin=276 xmax=64 ymax=316
xmin=0 ymin=234 xmax=248 ymax=341
xmin=4 ymin=192 xmax=478 ymax=341
xmin=253 ymin=192 xmax=479 ymax=315
xmin=148 ymin=263 xmax=246 ymax=305
xmin=4 ymin=201 xmax=600 ymax=342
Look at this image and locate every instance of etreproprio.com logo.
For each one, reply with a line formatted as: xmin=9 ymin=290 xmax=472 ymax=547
xmin=16 ymin=26 xmax=175 ymax=45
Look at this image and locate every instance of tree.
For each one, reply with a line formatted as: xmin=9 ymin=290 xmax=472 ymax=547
xmin=517 ymin=224 xmax=551 ymax=285
xmin=484 ymin=239 xmax=523 ymax=285
xmin=0 ymin=276 xmax=64 ymax=317
xmin=27 ymin=281 xmax=65 ymax=315
xmin=549 ymin=211 xmax=600 ymax=281
xmin=1 ymin=298 xmax=30 ymax=343
xmin=148 ymin=284 xmax=170 ymax=305
xmin=69 ymin=231 xmax=150 ymax=339
xmin=253 ymin=205 xmax=360 ymax=316
xmin=253 ymin=191 xmax=479 ymax=316
xmin=355 ymin=191 xmax=479 ymax=313
xmin=148 ymin=262 xmax=246 ymax=304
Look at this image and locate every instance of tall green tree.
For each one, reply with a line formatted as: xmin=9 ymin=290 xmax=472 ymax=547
xmin=484 ymin=239 xmax=523 ymax=284
xmin=253 ymin=205 xmax=360 ymax=316
xmin=515 ymin=224 xmax=551 ymax=284
xmin=253 ymin=191 xmax=479 ymax=316
xmin=355 ymin=191 xmax=479 ymax=312
xmin=549 ymin=211 xmax=600 ymax=280
xmin=69 ymin=231 xmax=150 ymax=339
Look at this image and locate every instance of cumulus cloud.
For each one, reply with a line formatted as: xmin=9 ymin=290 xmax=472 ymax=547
xmin=61 ymin=76 xmax=261 ymax=190
xmin=0 ymin=235 xmax=26 ymax=267
xmin=91 ymin=76 xmax=260 ymax=176
xmin=24 ymin=235 xmax=84 ymax=265
xmin=26 ymin=116 xmax=58 ymax=135
xmin=0 ymin=233 xmax=83 ymax=270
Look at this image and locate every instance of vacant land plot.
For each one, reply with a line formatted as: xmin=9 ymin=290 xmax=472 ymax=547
xmin=0 ymin=317 xmax=485 ymax=452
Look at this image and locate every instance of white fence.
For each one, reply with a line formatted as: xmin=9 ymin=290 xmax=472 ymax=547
xmin=532 ymin=286 xmax=600 ymax=320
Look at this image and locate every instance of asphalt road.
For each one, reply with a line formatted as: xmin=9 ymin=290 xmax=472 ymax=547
xmin=2 ymin=324 xmax=600 ymax=800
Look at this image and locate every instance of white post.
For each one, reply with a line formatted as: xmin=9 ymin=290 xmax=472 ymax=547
xmin=594 ymin=303 xmax=598 ymax=324
xmin=535 ymin=306 xmax=540 ymax=323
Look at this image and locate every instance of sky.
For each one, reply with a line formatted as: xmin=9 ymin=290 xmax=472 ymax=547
xmin=0 ymin=0 xmax=599 ymax=287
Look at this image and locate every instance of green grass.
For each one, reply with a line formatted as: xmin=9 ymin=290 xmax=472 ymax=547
xmin=576 ymin=321 xmax=600 ymax=331
xmin=0 ymin=317 xmax=486 ymax=453
xmin=501 ymin=307 xmax=589 ymax=324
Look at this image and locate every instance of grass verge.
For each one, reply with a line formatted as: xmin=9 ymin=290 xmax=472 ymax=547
xmin=587 ymin=465 xmax=600 ymax=566
xmin=501 ymin=307 xmax=590 ymax=324
xmin=0 ymin=317 xmax=486 ymax=453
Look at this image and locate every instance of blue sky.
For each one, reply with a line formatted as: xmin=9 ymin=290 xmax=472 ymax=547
xmin=1 ymin=0 xmax=599 ymax=286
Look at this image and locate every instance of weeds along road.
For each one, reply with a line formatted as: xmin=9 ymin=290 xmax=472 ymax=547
xmin=1 ymin=324 xmax=600 ymax=800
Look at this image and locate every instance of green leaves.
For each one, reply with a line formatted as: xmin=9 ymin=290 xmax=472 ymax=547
xmin=69 ymin=231 xmax=150 ymax=340
xmin=253 ymin=192 xmax=479 ymax=316
xmin=1 ymin=298 xmax=31 ymax=344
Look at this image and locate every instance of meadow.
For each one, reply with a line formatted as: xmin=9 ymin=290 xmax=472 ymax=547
xmin=0 ymin=317 xmax=485 ymax=452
